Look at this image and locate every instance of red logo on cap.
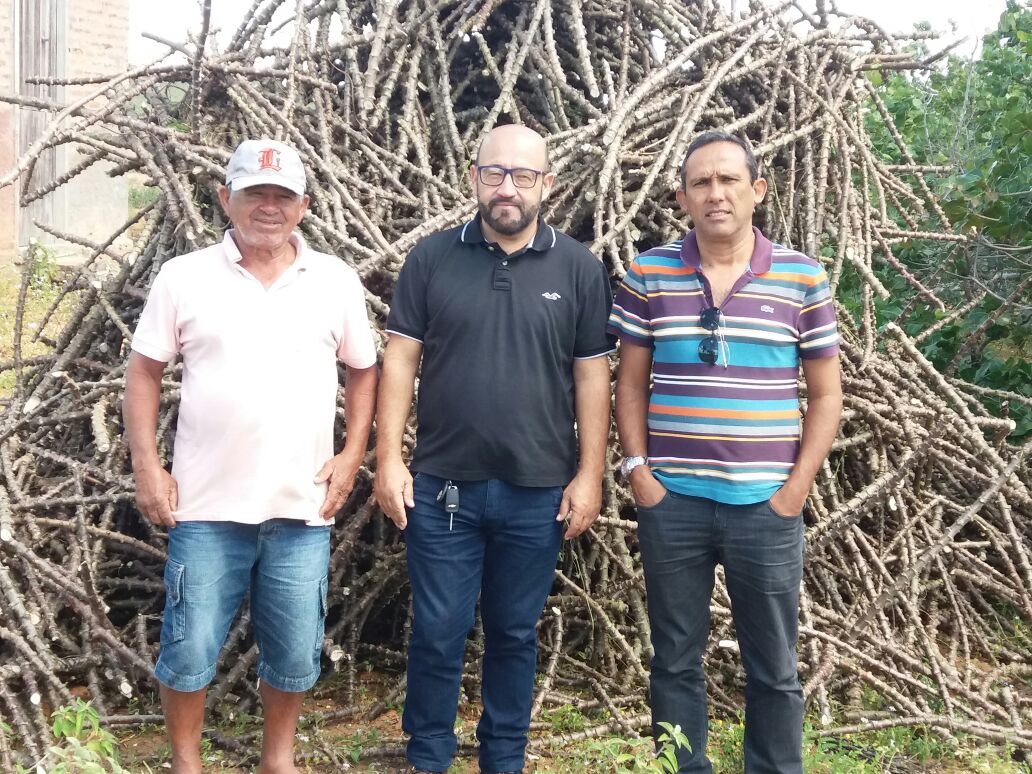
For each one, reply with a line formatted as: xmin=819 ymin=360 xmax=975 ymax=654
xmin=257 ymin=148 xmax=281 ymax=171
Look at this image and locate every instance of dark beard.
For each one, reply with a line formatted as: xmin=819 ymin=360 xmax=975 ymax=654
xmin=479 ymin=198 xmax=538 ymax=236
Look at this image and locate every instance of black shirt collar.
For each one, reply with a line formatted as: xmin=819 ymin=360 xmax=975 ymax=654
xmin=460 ymin=214 xmax=557 ymax=254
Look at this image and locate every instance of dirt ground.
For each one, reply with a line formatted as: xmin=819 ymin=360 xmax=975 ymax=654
xmin=116 ymin=671 xmax=569 ymax=773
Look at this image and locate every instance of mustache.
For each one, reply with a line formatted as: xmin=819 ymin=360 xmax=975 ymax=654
xmin=489 ymin=197 xmax=522 ymax=209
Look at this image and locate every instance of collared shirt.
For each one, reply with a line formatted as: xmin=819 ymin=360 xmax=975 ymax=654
xmin=386 ymin=215 xmax=614 ymax=486
xmin=607 ymin=227 xmax=840 ymax=505
xmin=131 ymin=230 xmax=377 ymax=524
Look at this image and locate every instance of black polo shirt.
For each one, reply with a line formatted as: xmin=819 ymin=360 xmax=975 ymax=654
xmin=385 ymin=215 xmax=614 ymax=486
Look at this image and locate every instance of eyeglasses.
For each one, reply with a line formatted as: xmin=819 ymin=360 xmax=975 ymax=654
xmin=698 ymin=306 xmax=729 ymax=367
xmin=476 ymin=165 xmax=545 ymax=188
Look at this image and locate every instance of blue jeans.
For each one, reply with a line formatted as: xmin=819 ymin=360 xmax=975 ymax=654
xmin=637 ymin=492 xmax=804 ymax=774
xmin=154 ymin=519 xmax=330 ymax=693
xmin=403 ymin=473 xmax=564 ymax=773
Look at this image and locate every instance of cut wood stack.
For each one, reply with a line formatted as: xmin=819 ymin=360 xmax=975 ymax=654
xmin=1 ymin=0 xmax=1028 ymax=766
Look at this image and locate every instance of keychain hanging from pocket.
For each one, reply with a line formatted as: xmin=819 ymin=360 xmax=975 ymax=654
xmin=436 ymin=480 xmax=459 ymax=531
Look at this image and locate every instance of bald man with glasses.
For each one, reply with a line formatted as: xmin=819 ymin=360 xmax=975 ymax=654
xmin=375 ymin=124 xmax=613 ymax=774
xmin=609 ymin=131 xmax=842 ymax=773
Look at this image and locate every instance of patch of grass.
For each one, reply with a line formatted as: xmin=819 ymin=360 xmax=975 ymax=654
xmin=336 ymin=726 xmax=384 ymax=765
xmin=540 ymin=716 xmax=1023 ymax=774
xmin=707 ymin=716 xmax=745 ymax=772
xmin=128 ymin=183 xmax=160 ymax=214
xmin=26 ymin=238 xmax=60 ymax=290
xmin=0 ymin=252 xmax=80 ymax=398
xmin=537 ymin=721 xmax=689 ymax=773
xmin=804 ymin=735 xmax=883 ymax=774
xmin=541 ymin=703 xmax=590 ymax=734
xmin=831 ymin=725 xmax=1023 ymax=773
xmin=543 ymin=733 xmax=656 ymax=772
xmin=111 ymin=698 xmax=1026 ymax=774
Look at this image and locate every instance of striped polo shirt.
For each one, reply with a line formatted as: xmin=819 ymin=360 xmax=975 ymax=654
xmin=607 ymin=227 xmax=839 ymax=505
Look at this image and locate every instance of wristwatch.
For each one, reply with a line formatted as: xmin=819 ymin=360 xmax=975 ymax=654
xmin=619 ymin=455 xmax=648 ymax=478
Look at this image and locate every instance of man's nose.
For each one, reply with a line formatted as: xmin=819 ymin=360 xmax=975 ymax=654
xmin=496 ymin=172 xmax=519 ymax=196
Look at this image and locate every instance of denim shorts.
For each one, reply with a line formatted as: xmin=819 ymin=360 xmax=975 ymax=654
xmin=153 ymin=519 xmax=330 ymax=693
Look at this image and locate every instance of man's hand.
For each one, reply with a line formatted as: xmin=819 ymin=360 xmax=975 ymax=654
xmin=133 ymin=464 xmax=178 ymax=528
xmin=314 ymin=450 xmax=363 ymax=521
xmin=767 ymin=481 xmax=807 ymax=518
xmin=557 ymin=471 xmax=602 ymax=539
xmin=124 ymin=352 xmax=176 ymax=528
xmin=764 ymin=354 xmax=840 ymax=520
xmin=374 ymin=457 xmax=413 ymax=530
xmin=629 ymin=465 xmax=667 ymax=509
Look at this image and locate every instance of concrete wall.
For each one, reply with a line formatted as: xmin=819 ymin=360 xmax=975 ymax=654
xmin=0 ymin=0 xmax=129 ymax=267
xmin=0 ymin=1 xmax=16 ymax=265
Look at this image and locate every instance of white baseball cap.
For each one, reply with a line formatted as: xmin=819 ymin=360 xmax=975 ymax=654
xmin=225 ymin=139 xmax=307 ymax=196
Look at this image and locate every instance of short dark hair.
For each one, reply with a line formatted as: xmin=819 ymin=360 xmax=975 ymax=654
xmin=680 ymin=131 xmax=759 ymax=188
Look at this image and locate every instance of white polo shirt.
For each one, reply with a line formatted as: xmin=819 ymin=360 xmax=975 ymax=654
xmin=131 ymin=231 xmax=377 ymax=525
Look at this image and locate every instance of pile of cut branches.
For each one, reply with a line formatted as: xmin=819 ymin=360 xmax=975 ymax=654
xmin=1 ymin=0 xmax=1030 ymax=767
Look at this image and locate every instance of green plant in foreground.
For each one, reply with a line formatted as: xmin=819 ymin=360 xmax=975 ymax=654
xmin=545 ymin=721 xmax=690 ymax=773
xmin=25 ymin=239 xmax=59 ymax=292
xmin=652 ymin=721 xmax=692 ymax=773
xmin=337 ymin=726 xmax=383 ymax=764
xmin=51 ymin=699 xmax=119 ymax=762
xmin=555 ymin=735 xmax=653 ymax=772
xmin=15 ymin=698 xmax=151 ymax=774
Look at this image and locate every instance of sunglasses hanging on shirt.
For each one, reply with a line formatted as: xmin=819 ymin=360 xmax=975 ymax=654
xmin=698 ymin=306 xmax=730 ymax=367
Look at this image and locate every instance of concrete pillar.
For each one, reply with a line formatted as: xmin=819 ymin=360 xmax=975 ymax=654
xmin=0 ymin=1 xmax=17 ymax=266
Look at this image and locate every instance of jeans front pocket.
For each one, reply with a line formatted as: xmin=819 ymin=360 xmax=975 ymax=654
xmin=764 ymin=498 xmax=804 ymax=522
xmin=636 ymin=489 xmax=671 ymax=512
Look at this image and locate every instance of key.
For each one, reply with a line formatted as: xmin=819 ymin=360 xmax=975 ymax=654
xmin=437 ymin=480 xmax=458 ymax=506
xmin=443 ymin=484 xmax=459 ymax=513
xmin=436 ymin=481 xmax=459 ymax=531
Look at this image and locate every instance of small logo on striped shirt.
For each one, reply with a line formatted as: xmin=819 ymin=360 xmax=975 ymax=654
xmin=760 ymin=304 xmax=775 ymax=314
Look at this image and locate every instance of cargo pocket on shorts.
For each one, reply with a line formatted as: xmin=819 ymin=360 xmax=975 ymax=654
xmin=314 ymin=575 xmax=329 ymax=658
xmin=162 ymin=559 xmax=186 ymax=645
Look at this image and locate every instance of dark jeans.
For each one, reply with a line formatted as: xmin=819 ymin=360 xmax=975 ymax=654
xmin=637 ymin=492 xmax=805 ymax=774
xmin=403 ymin=473 xmax=563 ymax=774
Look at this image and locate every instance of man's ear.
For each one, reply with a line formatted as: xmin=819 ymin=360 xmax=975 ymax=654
xmin=217 ymin=185 xmax=231 ymax=213
xmin=752 ymin=177 xmax=768 ymax=204
xmin=540 ymin=171 xmax=556 ymax=200
xmin=675 ymin=188 xmax=689 ymax=214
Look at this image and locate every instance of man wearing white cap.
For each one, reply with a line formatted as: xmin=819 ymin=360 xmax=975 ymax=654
xmin=123 ymin=138 xmax=378 ymax=774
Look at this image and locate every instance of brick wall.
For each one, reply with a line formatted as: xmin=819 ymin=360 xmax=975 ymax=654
xmin=67 ymin=0 xmax=128 ymax=90
xmin=61 ymin=0 xmax=130 ymax=259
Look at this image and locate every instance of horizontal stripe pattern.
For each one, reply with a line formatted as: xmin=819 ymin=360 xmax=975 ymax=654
xmin=607 ymin=230 xmax=840 ymax=505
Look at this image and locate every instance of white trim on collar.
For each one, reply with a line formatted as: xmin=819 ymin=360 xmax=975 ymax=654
xmin=222 ymin=230 xmax=308 ymax=269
